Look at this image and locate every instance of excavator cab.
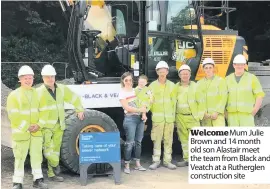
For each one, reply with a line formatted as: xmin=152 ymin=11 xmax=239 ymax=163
xmin=59 ymin=0 xmax=203 ymax=83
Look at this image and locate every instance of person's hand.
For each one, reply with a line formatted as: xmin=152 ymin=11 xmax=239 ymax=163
xmin=204 ymin=113 xmax=210 ymax=119
xmin=252 ymin=108 xmax=258 ymax=116
xmin=211 ymin=112 xmax=218 ymax=120
xmin=77 ymin=112 xmax=85 ymax=120
xmin=28 ymin=125 xmax=35 ymax=132
xmin=142 ymin=114 xmax=148 ymax=123
xmin=29 ymin=124 xmax=40 ymax=133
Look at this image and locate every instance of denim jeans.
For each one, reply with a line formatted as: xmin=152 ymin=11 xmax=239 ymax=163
xmin=123 ymin=114 xmax=145 ymax=163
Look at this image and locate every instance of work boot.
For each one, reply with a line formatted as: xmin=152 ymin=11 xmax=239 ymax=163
xmin=52 ymin=165 xmax=61 ymax=175
xmin=33 ymin=178 xmax=48 ymax=189
xmin=13 ymin=183 xmax=23 ymax=189
xmin=163 ymin=162 xmax=177 ymax=170
xmin=48 ymin=176 xmax=64 ymax=182
xmin=149 ymin=162 xmax=160 ymax=170
xmin=177 ymin=161 xmax=188 ymax=167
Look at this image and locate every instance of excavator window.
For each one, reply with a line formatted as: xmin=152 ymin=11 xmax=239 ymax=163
xmin=146 ymin=0 xmax=199 ymax=80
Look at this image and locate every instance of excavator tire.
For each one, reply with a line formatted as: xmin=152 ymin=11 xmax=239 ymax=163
xmin=60 ymin=109 xmax=119 ymax=174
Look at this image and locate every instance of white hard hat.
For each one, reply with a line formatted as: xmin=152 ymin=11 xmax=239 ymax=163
xmin=155 ymin=61 xmax=169 ymax=70
xmin=202 ymin=58 xmax=215 ymax=66
xmin=178 ymin=64 xmax=191 ymax=73
xmin=41 ymin=65 xmax=57 ymax=76
xmin=233 ymin=54 xmax=247 ymax=64
xmin=18 ymin=65 xmax=34 ymax=77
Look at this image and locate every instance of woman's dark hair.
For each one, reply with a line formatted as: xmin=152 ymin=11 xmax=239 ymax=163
xmin=120 ymin=72 xmax=133 ymax=88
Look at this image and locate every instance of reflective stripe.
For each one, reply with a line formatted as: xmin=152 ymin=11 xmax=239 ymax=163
xmin=153 ymin=149 xmax=161 ymax=155
xmin=47 ymin=120 xmax=57 ymax=124
xmin=254 ymin=89 xmax=263 ymax=94
xmin=32 ymin=169 xmax=42 ymax=174
xmin=71 ymin=95 xmax=77 ymax=104
xmin=206 ymin=91 xmax=218 ymax=96
xmin=219 ymin=91 xmax=228 ymax=95
xmin=14 ymin=170 xmax=24 ymax=176
xmin=44 ymin=153 xmax=50 ymax=157
xmin=228 ymin=102 xmax=254 ymax=107
xmin=12 ymin=129 xmax=29 ymax=133
xmin=188 ymin=99 xmax=196 ymax=103
xmin=18 ymin=120 xmax=27 ymax=130
xmin=207 ymin=108 xmax=216 ymax=112
xmin=57 ymin=104 xmax=63 ymax=108
xmin=39 ymin=120 xmax=46 ymax=124
xmin=53 ymin=152 xmax=60 ymax=156
xmin=32 ymin=169 xmax=43 ymax=180
xmin=20 ymin=110 xmax=30 ymax=115
xmin=177 ymin=104 xmax=189 ymax=108
xmin=39 ymin=105 xmax=57 ymax=111
xmin=154 ymin=99 xmax=171 ymax=104
xmin=31 ymin=108 xmax=38 ymax=112
xmin=13 ymin=176 xmax=23 ymax=184
xmin=9 ymin=109 xmax=19 ymax=113
xmin=152 ymin=113 xmax=164 ymax=117
xmin=197 ymin=99 xmax=204 ymax=103
xmin=229 ymin=86 xmax=251 ymax=92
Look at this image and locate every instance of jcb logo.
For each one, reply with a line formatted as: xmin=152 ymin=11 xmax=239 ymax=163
xmin=178 ymin=41 xmax=194 ymax=49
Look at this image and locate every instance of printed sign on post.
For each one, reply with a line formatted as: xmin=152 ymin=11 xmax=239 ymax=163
xmin=189 ymin=127 xmax=270 ymax=184
xmin=79 ymin=132 xmax=121 ymax=164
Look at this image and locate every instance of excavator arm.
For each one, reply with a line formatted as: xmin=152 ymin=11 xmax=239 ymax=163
xmin=59 ymin=0 xmax=105 ymax=83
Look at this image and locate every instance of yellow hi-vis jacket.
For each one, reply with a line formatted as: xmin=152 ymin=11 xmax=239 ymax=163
xmin=6 ymin=87 xmax=42 ymax=141
xmin=149 ymin=79 xmax=176 ymax=123
xmin=197 ymin=75 xmax=227 ymax=114
xmin=135 ymin=86 xmax=152 ymax=112
xmin=226 ymin=72 xmax=265 ymax=113
xmin=36 ymin=83 xmax=84 ymax=130
xmin=174 ymin=81 xmax=205 ymax=121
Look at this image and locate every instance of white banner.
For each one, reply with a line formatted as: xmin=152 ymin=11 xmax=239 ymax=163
xmin=65 ymin=84 xmax=122 ymax=109
xmin=189 ymin=127 xmax=270 ymax=184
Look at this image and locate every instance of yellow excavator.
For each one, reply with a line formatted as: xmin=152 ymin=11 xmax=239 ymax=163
xmin=45 ymin=0 xmax=270 ymax=173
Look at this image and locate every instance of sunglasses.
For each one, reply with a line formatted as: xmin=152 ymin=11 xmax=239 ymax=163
xmin=124 ymin=79 xmax=132 ymax=82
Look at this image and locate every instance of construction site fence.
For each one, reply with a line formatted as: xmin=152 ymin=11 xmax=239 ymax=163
xmin=1 ymin=62 xmax=70 ymax=89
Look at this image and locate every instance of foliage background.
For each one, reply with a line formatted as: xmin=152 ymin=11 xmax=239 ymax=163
xmin=1 ymin=1 xmax=270 ymax=89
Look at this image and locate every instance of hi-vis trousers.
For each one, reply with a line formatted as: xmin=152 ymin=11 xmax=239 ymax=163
xmin=201 ymin=114 xmax=225 ymax=127
xmin=227 ymin=112 xmax=255 ymax=127
xmin=176 ymin=114 xmax=200 ymax=162
xmin=42 ymin=123 xmax=64 ymax=177
xmin=151 ymin=122 xmax=174 ymax=164
xmin=12 ymin=134 xmax=43 ymax=183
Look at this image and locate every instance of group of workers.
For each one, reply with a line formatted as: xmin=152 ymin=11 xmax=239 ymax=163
xmin=7 ymin=64 xmax=85 ymax=189
xmin=119 ymin=54 xmax=265 ymax=174
xmin=6 ymin=53 xmax=265 ymax=187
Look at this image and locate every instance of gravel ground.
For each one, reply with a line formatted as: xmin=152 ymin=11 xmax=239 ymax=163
xmin=1 ymin=82 xmax=12 ymax=106
xmin=2 ymin=145 xmax=270 ymax=189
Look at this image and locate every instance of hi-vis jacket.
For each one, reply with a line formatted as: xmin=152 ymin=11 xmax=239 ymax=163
xmin=148 ymin=80 xmax=177 ymax=123
xmin=6 ymin=87 xmax=42 ymax=141
xmin=226 ymin=72 xmax=265 ymax=113
xmin=197 ymin=75 xmax=227 ymax=114
xmin=36 ymin=83 xmax=84 ymax=130
xmin=174 ymin=81 xmax=205 ymax=121
xmin=135 ymin=86 xmax=152 ymax=111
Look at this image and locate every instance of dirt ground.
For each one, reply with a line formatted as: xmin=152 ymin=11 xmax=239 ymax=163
xmin=2 ymin=145 xmax=270 ymax=189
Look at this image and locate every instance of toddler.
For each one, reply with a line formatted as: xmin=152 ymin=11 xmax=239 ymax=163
xmin=135 ymin=75 xmax=153 ymax=123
